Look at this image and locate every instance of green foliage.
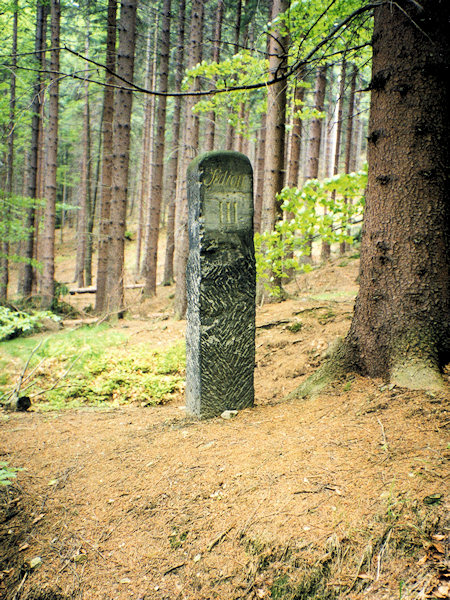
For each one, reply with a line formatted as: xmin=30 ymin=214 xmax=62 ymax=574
xmin=187 ymin=51 xmax=268 ymax=140
xmin=0 ymin=324 xmax=185 ymax=410
xmin=255 ymin=168 xmax=367 ymax=296
xmin=0 ymin=306 xmax=61 ymax=341
xmin=0 ymin=192 xmax=44 ymax=261
xmin=0 ymin=461 xmax=22 ymax=487
xmin=54 ymin=341 xmax=185 ymax=407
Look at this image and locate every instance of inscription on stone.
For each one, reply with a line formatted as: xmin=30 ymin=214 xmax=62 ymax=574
xmin=186 ymin=151 xmax=255 ymax=418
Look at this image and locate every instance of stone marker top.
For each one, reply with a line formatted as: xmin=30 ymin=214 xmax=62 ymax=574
xmin=187 ymin=151 xmax=253 ymax=235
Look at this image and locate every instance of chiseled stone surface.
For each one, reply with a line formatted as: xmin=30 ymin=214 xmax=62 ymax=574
xmin=186 ymin=151 xmax=255 ymax=418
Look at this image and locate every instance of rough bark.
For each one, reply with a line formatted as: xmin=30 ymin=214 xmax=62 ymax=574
xmin=204 ymin=0 xmax=223 ymax=152
xmin=259 ymin=0 xmax=288 ymax=234
xmin=134 ymin=26 xmax=155 ymax=278
xmin=294 ymin=0 xmax=450 ymax=396
xmin=306 ymin=66 xmax=328 ymax=182
xmin=19 ymin=0 xmax=46 ymax=298
xmin=174 ymin=0 xmax=204 ymax=318
xmin=40 ymin=0 xmax=60 ymax=309
xmin=106 ymin=0 xmax=137 ymax=313
xmin=0 ymin=4 xmax=18 ymax=302
xmin=143 ymin=0 xmax=172 ymax=296
xmin=162 ymin=0 xmax=186 ymax=287
xmin=95 ymin=0 xmax=117 ymax=313
xmin=75 ymin=12 xmax=92 ymax=287
xmin=286 ymin=76 xmax=306 ymax=189
xmin=253 ymin=113 xmax=266 ymax=234
xmin=303 ymin=65 xmax=327 ymax=260
xmin=340 ymin=63 xmax=357 ymax=255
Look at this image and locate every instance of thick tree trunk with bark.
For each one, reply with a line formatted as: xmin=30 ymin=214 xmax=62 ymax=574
xmin=95 ymin=0 xmax=116 ymax=313
xmin=143 ymin=0 xmax=171 ymax=296
xmin=106 ymin=0 xmax=137 ymax=312
xmin=40 ymin=0 xmax=60 ymax=308
xmin=295 ymin=0 xmax=450 ymax=396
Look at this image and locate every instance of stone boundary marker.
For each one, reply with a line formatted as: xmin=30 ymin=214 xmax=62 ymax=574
xmin=186 ymin=151 xmax=255 ymax=418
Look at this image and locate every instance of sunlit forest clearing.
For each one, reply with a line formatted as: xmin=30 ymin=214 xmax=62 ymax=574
xmin=1 ymin=0 xmax=449 ymax=598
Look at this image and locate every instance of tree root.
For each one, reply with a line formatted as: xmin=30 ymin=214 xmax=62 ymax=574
xmin=391 ymin=360 xmax=446 ymax=392
xmin=288 ymin=338 xmax=356 ymax=400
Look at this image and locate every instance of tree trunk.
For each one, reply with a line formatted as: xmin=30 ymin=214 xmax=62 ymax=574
xmin=0 ymin=3 xmax=18 ymax=302
xmin=259 ymin=0 xmax=288 ymax=234
xmin=297 ymin=0 xmax=450 ymax=396
xmin=204 ymin=0 xmax=223 ymax=152
xmin=40 ymin=0 xmax=60 ymax=309
xmin=253 ymin=113 xmax=266 ymax=234
xmin=162 ymin=0 xmax=186 ymax=286
xmin=75 ymin=10 xmax=92 ymax=287
xmin=143 ymin=0 xmax=171 ymax=296
xmin=106 ymin=0 xmax=137 ymax=313
xmin=19 ymin=0 xmax=46 ymax=299
xmin=286 ymin=75 xmax=306 ymax=189
xmin=95 ymin=0 xmax=117 ymax=313
xmin=303 ymin=65 xmax=327 ymax=261
xmin=306 ymin=66 xmax=328 ymax=182
xmin=134 ymin=25 xmax=155 ymax=278
xmin=321 ymin=60 xmax=346 ymax=261
xmin=173 ymin=0 xmax=204 ymax=318
xmin=340 ymin=63 xmax=357 ymax=255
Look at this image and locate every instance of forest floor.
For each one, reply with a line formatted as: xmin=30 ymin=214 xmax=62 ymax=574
xmin=0 ymin=232 xmax=449 ymax=600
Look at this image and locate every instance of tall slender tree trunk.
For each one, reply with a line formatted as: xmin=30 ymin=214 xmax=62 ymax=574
xmin=143 ymin=0 xmax=171 ymax=296
xmin=75 ymin=9 xmax=92 ymax=287
xmin=106 ymin=0 xmax=137 ymax=313
xmin=253 ymin=113 xmax=266 ymax=234
xmin=40 ymin=0 xmax=60 ymax=308
xmin=162 ymin=0 xmax=186 ymax=286
xmin=259 ymin=0 xmax=289 ymax=235
xmin=95 ymin=0 xmax=117 ymax=313
xmin=224 ymin=0 xmax=242 ymax=151
xmin=286 ymin=75 xmax=306 ymax=189
xmin=85 ymin=102 xmax=104 ymax=286
xmin=0 ymin=3 xmax=18 ymax=302
xmin=306 ymin=66 xmax=328 ymax=182
xmin=174 ymin=0 xmax=204 ymax=317
xmin=258 ymin=0 xmax=289 ymax=299
xmin=204 ymin=0 xmax=223 ymax=152
xmin=340 ymin=63 xmax=357 ymax=255
xmin=134 ymin=26 xmax=155 ymax=277
xmin=19 ymin=0 xmax=46 ymax=298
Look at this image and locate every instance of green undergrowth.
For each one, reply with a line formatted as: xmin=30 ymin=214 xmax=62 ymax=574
xmin=0 ymin=306 xmax=61 ymax=342
xmin=0 ymin=324 xmax=185 ymax=410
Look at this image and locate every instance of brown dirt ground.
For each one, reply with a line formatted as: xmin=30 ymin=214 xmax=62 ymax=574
xmin=1 ymin=233 xmax=449 ymax=600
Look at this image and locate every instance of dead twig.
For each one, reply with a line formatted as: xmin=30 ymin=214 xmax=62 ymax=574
xmin=162 ymin=562 xmax=186 ymax=576
xmin=207 ymin=526 xmax=234 ymax=552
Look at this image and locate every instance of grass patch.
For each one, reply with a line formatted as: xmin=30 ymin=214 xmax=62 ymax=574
xmin=0 ymin=325 xmax=185 ymax=410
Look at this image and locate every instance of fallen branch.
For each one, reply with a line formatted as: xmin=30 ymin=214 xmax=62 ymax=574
xmin=69 ymin=283 xmax=144 ymax=295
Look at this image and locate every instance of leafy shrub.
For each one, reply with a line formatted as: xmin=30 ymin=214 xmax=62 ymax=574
xmin=255 ymin=168 xmax=367 ymax=296
xmin=0 ymin=307 xmax=61 ymax=341
xmin=0 ymin=461 xmax=21 ymax=487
